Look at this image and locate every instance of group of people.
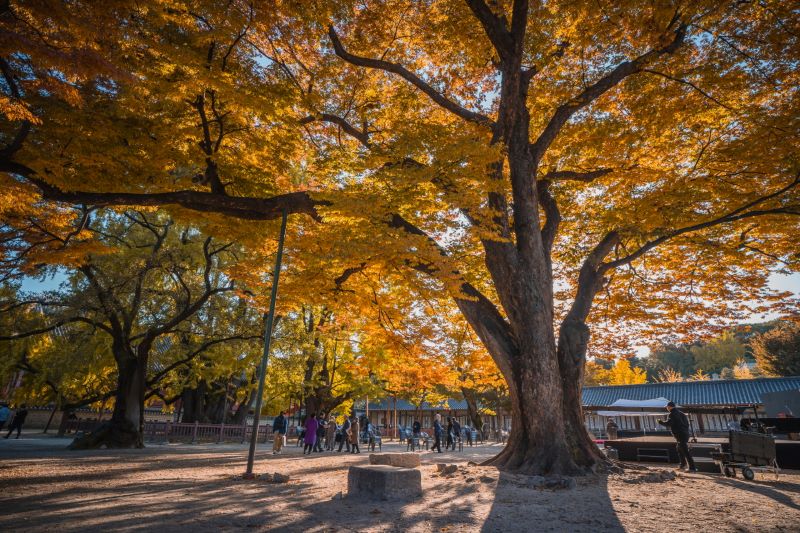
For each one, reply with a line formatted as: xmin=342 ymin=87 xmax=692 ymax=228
xmin=0 ymin=400 xmax=700 ymax=474
xmin=0 ymin=403 xmax=27 ymax=439
xmin=270 ymin=411 xmax=379 ymax=456
xmin=420 ymin=414 xmax=464 ymax=453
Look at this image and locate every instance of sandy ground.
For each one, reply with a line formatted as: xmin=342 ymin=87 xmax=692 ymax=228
xmin=1 ymin=433 xmax=799 ymax=532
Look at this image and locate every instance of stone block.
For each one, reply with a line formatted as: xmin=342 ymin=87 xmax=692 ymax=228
xmin=369 ymin=453 xmax=421 ymax=468
xmin=435 ymin=463 xmax=458 ymax=473
xmin=347 ymin=465 xmax=422 ymax=500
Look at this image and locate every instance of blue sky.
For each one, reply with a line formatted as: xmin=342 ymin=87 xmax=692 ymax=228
xmin=771 ymin=272 xmax=800 ymax=296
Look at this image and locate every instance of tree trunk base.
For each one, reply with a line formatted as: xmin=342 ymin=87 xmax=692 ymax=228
xmin=481 ymin=435 xmax=610 ymax=476
xmin=67 ymin=420 xmax=143 ymax=450
xmin=481 ymin=453 xmax=611 ymax=476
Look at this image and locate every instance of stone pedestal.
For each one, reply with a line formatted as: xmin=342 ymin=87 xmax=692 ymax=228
xmin=369 ymin=452 xmax=421 ymax=468
xmin=347 ymin=465 xmax=422 ymax=500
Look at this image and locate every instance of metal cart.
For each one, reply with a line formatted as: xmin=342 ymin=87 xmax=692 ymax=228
xmin=711 ymin=430 xmax=780 ymax=481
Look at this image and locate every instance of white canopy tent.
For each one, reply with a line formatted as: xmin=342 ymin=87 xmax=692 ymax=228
xmin=597 ymin=398 xmax=671 ymax=435
xmin=596 ymin=397 xmax=671 ymax=417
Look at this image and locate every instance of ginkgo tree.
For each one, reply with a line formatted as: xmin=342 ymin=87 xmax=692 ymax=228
xmin=266 ymin=304 xmax=381 ymax=416
xmin=2 ymin=1 xmax=799 ymax=474
xmin=0 ymin=208 xmax=263 ymax=447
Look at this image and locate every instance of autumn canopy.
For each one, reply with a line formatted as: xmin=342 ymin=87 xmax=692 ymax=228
xmin=1 ymin=0 xmax=798 ymax=474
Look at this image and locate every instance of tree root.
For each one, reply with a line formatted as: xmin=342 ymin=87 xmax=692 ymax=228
xmin=67 ymin=421 xmax=143 ymax=450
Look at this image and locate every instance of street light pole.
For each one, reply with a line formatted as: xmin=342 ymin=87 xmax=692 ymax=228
xmin=244 ymin=208 xmax=288 ymax=477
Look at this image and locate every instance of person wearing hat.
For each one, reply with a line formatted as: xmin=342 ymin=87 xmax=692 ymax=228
xmin=657 ymin=401 xmax=697 ymax=472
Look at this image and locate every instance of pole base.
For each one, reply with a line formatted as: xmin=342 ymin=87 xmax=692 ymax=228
xmin=242 ymin=472 xmax=258 ymax=480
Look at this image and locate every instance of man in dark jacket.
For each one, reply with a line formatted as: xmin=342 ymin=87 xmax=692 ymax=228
xmin=452 ymin=418 xmax=461 ymax=450
xmin=337 ymin=416 xmax=351 ymax=452
xmin=4 ymin=404 xmax=28 ymax=439
xmin=657 ymin=401 xmax=696 ymax=472
xmin=272 ymin=411 xmax=288 ymax=454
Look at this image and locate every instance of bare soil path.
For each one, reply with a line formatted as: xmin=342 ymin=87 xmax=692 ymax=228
xmin=1 ymin=433 xmax=799 ymax=532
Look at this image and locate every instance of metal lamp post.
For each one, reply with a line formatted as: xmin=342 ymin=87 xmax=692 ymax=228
xmin=244 ymin=208 xmax=288 ymax=477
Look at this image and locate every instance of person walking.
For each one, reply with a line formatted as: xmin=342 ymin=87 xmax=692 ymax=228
xmin=272 ymin=410 xmax=288 ymax=455
xmin=365 ymin=421 xmax=377 ymax=451
xmin=657 ymin=401 xmax=697 ymax=472
xmin=452 ymin=418 xmax=461 ymax=450
xmin=445 ymin=417 xmax=454 ymax=450
xmin=337 ymin=416 xmax=351 ymax=452
xmin=431 ymin=413 xmax=443 ymax=453
xmin=4 ymin=404 xmax=28 ymax=439
xmin=0 ymin=403 xmax=10 ymax=432
xmin=314 ymin=413 xmax=326 ymax=452
xmin=303 ymin=413 xmax=319 ymax=455
xmin=349 ymin=415 xmax=360 ymax=454
xmin=325 ymin=415 xmax=337 ymax=450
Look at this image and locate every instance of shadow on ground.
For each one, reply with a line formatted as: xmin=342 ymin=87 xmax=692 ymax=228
xmin=2 ymin=436 xmax=799 ymax=532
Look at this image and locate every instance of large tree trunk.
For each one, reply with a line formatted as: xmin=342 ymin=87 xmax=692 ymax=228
xmin=558 ymin=319 xmax=607 ymax=470
xmin=304 ymin=388 xmax=348 ymax=417
xmin=204 ymin=384 xmax=228 ymax=424
xmin=480 ymin=321 xmax=587 ymax=475
xmin=231 ymin=371 xmax=258 ymax=425
xmin=231 ymin=388 xmax=254 ymax=425
xmin=180 ymin=380 xmax=230 ymax=423
xmin=69 ymin=346 xmax=145 ymax=449
xmin=451 ymin=107 xmax=604 ymax=475
xmin=180 ymin=382 xmax=205 ymax=423
xmin=304 ymin=394 xmax=322 ymax=416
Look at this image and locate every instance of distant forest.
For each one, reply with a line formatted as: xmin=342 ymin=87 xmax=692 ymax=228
xmin=586 ymin=319 xmax=800 ymax=385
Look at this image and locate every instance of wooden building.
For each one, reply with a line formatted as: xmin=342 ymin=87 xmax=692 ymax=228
xmin=583 ymin=376 xmax=800 ymax=437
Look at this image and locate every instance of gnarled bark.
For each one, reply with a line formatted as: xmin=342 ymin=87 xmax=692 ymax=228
xmin=69 ymin=348 xmax=145 ymax=449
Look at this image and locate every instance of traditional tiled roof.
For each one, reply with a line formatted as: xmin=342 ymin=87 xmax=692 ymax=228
xmin=582 ymin=377 xmax=800 ymax=407
xmin=360 ymin=377 xmax=800 ymax=412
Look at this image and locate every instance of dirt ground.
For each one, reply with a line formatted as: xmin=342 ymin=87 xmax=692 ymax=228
xmin=1 ymin=433 xmax=799 ymax=532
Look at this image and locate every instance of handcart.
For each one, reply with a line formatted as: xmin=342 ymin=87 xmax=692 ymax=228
xmin=711 ymin=430 xmax=780 ymax=481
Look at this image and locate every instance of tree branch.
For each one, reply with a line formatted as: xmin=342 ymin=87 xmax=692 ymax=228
xmin=300 ymin=113 xmax=370 ymax=147
xmin=642 ymin=69 xmax=733 ymax=111
xmin=328 ymin=27 xmax=494 ymax=127
xmin=0 ymin=315 xmax=109 ymax=341
xmin=560 ymin=230 xmax=621 ymax=331
xmin=537 ymin=180 xmax=560 ymax=255
xmin=385 ymin=212 xmax=517 ymax=382
xmin=145 ymin=334 xmax=260 ymax=388
xmin=464 ymin=0 xmax=514 ymax=61
xmin=600 ymin=175 xmax=800 ymax=272
xmin=539 ymin=168 xmax=613 ymax=183
xmin=530 ymin=23 xmax=687 ymax=162
xmin=10 ymin=168 xmax=326 ymax=221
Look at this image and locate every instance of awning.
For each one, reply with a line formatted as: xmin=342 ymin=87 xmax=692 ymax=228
xmin=596 ymin=397 xmax=670 ymax=417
